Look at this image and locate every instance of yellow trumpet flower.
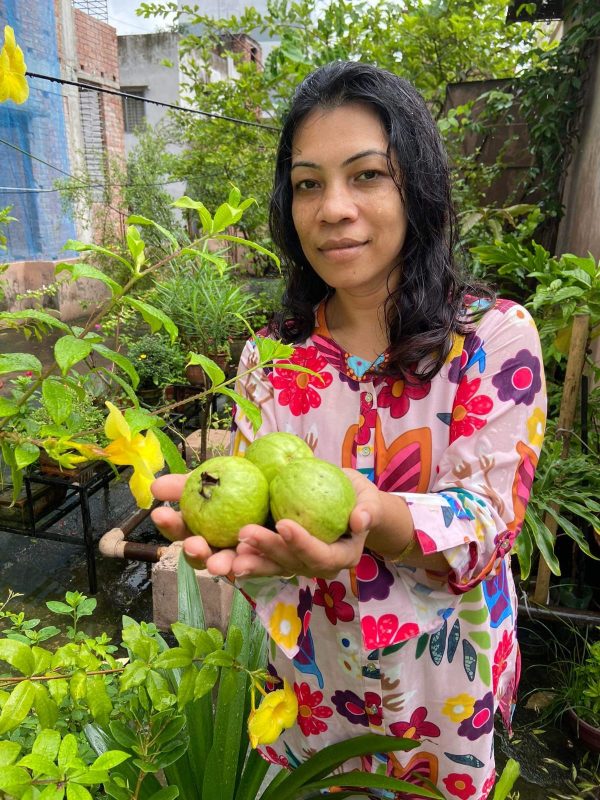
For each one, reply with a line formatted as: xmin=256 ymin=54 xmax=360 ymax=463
xmin=247 ymin=679 xmax=298 ymax=749
xmin=101 ymin=402 xmax=164 ymax=508
xmin=0 ymin=26 xmax=29 ymax=105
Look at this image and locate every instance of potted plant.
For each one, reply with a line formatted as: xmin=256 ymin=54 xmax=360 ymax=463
xmin=563 ymin=636 xmax=600 ymax=752
xmin=126 ymin=333 xmax=187 ymax=406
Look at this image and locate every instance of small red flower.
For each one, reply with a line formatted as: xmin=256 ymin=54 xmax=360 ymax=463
xmin=443 ymin=772 xmax=477 ymax=799
xmin=389 ymin=706 xmax=441 ymax=740
xmin=295 ymin=681 xmax=333 ymax=736
xmin=356 ymin=404 xmax=377 ymax=445
xmin=377 ymin=375 xmax=430 ymax=419
xmin=270 ymin=345 xmax=333 ymax=416
xmin=313 ymin=579 xmax=355 ymax=625
xmin=479 ymin=770 xmax=496 ymax=799
xmin=492 ymin=630 xmax=513 ymax=693
xmin=450 ymin=376 xmax=493 ymax=442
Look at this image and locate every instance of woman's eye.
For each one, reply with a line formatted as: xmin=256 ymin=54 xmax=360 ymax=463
xmin=357 ymin=170 xmax=379 ymax=181
xmin=295 ymin=179 xmax=319 ymax=191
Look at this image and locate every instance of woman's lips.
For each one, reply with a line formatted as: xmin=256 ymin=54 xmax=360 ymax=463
xmin=318 ymin=240 xmax=367 ymax=261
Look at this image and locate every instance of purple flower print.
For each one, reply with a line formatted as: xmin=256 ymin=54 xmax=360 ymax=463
xmin=356 ymin=552 xmax=395 ymax=602
xmin=331 ymin=689 xmax=382 ymax=727
xmin=448 ymin=335 xmax=485 ymax=384
xmin=458 ymin=692 xmax=494 ymax=740
xmin=492 ymin=349 xmax=541 ymax=406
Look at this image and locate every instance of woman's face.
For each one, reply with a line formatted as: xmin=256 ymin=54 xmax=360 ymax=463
xmin=290 ymin=102 xmax=407 ymax=298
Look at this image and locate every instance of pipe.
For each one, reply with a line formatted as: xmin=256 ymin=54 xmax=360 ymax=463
xmin=99 ymin=503 xmax=168 ymax=563
xmin=518 ymin=602 xmax=600 ymax=627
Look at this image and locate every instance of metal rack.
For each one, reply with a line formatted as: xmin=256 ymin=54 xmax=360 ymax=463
xmin=72 ymin=1 xmax=109 ymax=23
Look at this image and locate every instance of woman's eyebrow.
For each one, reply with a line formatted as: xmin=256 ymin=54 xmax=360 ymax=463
xmin=291 ymin=149 xmax=389 ymax=171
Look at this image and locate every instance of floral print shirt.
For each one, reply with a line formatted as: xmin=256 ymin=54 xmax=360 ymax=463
xmin=231 ymin=298 xmax=546 ymax=800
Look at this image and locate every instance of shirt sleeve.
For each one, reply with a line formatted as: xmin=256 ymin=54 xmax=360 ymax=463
xmin=393 ymin=302 xmax=547 ymax=594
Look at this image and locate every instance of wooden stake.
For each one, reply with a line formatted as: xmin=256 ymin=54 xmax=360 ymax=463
xmin=533 ymin=313 xmax=590 ymax=604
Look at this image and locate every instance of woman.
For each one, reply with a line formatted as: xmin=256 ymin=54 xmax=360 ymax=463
xmin=152 ymin=62 xmax=546 ymax=799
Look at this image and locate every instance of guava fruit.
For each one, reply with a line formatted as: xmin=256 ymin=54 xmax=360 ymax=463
xmin=269 ymin=458 xmax=356 ymax=543
xmin=244 ymin=432 xmax=314 ymax=485
xmin=180 ymin=456 xmax=269 ymax=548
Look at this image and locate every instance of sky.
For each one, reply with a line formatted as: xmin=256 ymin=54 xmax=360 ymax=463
xmin=106 ymin=0 xmax=176 ymax=35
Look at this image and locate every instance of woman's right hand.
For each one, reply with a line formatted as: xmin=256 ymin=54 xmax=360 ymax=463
xmin=150 ymin=474 xmax=238 ymax=575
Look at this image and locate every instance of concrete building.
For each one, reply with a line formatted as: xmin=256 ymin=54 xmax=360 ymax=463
xmin=0 ymin=0 xmax=125 ymax=318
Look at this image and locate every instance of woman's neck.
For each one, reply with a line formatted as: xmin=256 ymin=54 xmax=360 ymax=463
xmin=325 ymin=291 xmax=390 ymax=362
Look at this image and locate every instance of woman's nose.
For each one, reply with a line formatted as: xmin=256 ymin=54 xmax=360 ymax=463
xmin=316 ymin=184 xmax=358 ymax=224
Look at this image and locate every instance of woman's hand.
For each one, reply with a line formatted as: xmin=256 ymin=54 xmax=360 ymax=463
xmin=151 ymin=468 xmax=385 ymax=579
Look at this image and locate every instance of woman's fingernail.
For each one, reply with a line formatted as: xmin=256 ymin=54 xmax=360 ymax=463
xmin=234 ymin=570 xmax=249 ymax=577
xmin=277 ymin=524 xmax=291 ymax=541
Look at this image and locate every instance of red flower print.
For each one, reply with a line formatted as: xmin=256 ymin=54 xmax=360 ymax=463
xmin=450 ymin=376 xmax=493 ymax=442
xmin=492 ymin=630 xmax=513 ymax=693
xmin=260 ymin=746 xmax=289 ymax=767
xmin=356 ymin=403 xmax=377 ymax=445
xmin=443 ymin=772 xmax=477 ymax=799
xmin=377 ymin=375 xmax=430 ymax=419
xmin=480 ymin=770 xmax=496 ymax=799
xmin=389 ymin=706 xmax=441 ymax=740
xmin=295 ymin=682 xmax=333 ymax=735
xmin=313 ymin=579 xmax=355 ymax=625
xmin=270 ymin=345 xmax=332 ymax=416
xmin=361 ymin=613 xmax=419 ymax=649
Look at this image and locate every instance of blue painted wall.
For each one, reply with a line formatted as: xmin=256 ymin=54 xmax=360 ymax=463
xmin=0 ymin=0 xmax=76 ymax=260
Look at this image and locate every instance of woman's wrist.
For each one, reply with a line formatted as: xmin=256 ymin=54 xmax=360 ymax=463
xmin=365 ymin=491 xmax=416 ymax=559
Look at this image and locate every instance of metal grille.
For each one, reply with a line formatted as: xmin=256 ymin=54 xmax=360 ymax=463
xmin=72 ymin=0 xmax=109 ymax=22
xmin=122 ymin=90 xmax=146 ymax=133
xmin=78 ymin=86 xmax=106 ymax=201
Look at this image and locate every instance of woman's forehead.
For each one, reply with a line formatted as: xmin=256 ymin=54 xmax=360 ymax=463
xmin=291 ymin=102 xmax=389 ymax=160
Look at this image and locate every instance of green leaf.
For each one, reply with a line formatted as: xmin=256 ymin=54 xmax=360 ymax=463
xmin=54 ymin=336 xmax=93 ymax=376
xmin=194 ymin=664 xmax=219 ymax=699
xmin=91 ymin=344 xmax=140 ymax=390
xmin=33 ymin=683 xmax=59 ymax=729
xmin=154 ymin=648 xmax=193 ymax=670
xmin=0 ymin=766 xmax=30 ymax=793
xmin=216 ymin=234 xmax=280 ymax=270
xmin=0 ymin=353 xmax=43 ymax=376
xmin=172 ymin=197 xmax=212 ymax=233
xmin=492 ymin=758 xmax=520 ymax=800
xmin=186 ymin=353 xmax=225 ymax=387
xmin=219 ymin=387 xmax=262 ymax=433
xmin=14 ymin=442 xmax=40 ymax=470
xmin=527 ymin=509 xmax=561 ymax=576
xmin=0 ymin=396 xmax=19 ymax=417
xmin=126 ymin=225 xmax=146 ymax=271
xmin=124 ymin=298 xmax=178 ymax=343
xmin=63 ymin=239 xmax=132 ymax=271
xmin=86 ymin=674 xmax=112 ymax=728
xmin=513 ymin=526 xmax=533 ymax=581
xmin=66 ymin=784 xmax=92 ymax=800
xmin=32 ymin=730 xmax=61 ymax=762
xmin=177 ymin=550 xmax=205 ymax=628
xmin=123 ymin=407 xmax=161 ymax=437
xmin=55 ymin=262 xmax=120 ymax=295
xmin=147 ymin=787 xmax=179 ymax=800
xmin=127 ymin=215 xmax=179 ymax=248
xmin=58 ymin=734 xmax=78 ymax=768
xmin=0 ymin=310 xmax=70 ymax=332
xmin=46 ymin=601 xmax=73 ymax=615
xmin=98 ymin=367 xmax=140 ymax=407
xmin=0 ymin=639 xmax=36 ymax=675
xmin=0 ymin=741 xmax=22 ymax=767
xmin=18 ymin=753 xmax=61 ymax=778
xmin=154 ymin=428 xmax=187 ymax=475
xmin=91 ymin=751 xmax=131 ymax=771
xmin=0 ymin=680 xmax=36 ymax=734
xmin=299 ymin=771 xmax=442 ymax=798
xmin=42 ymin=379 xmax=73 ymax=425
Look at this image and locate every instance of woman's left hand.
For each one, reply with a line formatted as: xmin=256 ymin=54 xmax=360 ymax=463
xmin=230 ymin=468 xmax=384 ymax=579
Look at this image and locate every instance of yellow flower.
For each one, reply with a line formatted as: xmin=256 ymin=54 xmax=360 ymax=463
xmin=268 ymin=602 xmax=302 ymax=652
xmin=441 ymin=693 xmax=475 ymax=723
xmin=139 ymin=354 xmax=147 ymax=359
xmin=0 ymin=26 xmax=29 ymax=105
xmin=102 ymin=402 xmax=164 ymax=508
xmin=526 ymin=407 xmax=546 ymax=449
xmin=248 ymin=679 xmax=298 ymax=748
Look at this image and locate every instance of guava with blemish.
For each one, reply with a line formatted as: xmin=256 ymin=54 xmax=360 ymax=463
xmin=180 ymin=456 xmax=269 ymax=548
xmin=269 ymin=458 xmax=356 ymax=543
xmin=244 ymin=432 xmax=314 ymax=484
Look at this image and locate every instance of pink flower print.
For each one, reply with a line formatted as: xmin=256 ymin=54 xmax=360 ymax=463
xmin=313 ymin=579 xmax=355 ymax=625
xmin=295 ymin=682 xmax=333 ymax=736
xmin=356 ymin=401 xmax=377 ymax=445
xmin=377 ymin=375 xmax=430 ymax=419
xmin=331 ymin=689 xmax=382 ymax=727
xmin=389 ymin=706 xmax=441 ymax=740
xmin=492 ymin=629 xmax=513 ymax=693
xmin=361 ymin=613 xmax=419 ymax=649
xmin=270 ymin=345 xmax=333 ymax=416
xmin=450 ymin=376 xmax=493 ymax=442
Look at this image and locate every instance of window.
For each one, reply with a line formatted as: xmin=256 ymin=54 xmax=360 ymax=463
xmin=122 ymin=88 xmax=146 ymax=133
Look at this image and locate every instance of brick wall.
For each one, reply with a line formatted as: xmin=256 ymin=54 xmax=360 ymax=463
xmin=73 ymin=9 xmax=125 ymax=164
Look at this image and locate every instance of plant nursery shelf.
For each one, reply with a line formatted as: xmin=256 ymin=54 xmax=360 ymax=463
xmin=0 ymin=462 xmax=128 ymax=595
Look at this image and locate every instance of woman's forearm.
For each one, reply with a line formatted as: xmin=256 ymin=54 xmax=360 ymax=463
xmin=366 ymin=491 xmax=450 ymax=573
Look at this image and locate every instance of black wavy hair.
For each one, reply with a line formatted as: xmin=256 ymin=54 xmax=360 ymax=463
xmin=268 ymin=61 xmax=493 ymax=381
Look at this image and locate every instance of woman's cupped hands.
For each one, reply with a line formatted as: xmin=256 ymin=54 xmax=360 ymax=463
xmin=150 ymin=469 xmax=383 ymax=579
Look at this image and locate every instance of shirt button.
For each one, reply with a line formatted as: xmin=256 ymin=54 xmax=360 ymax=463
xmin=360 ymin=446 xmax=371 ymax=456
xmin=364 ymin=392 xmax=373 ymax=403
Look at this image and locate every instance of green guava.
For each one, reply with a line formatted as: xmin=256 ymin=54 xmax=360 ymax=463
xmin=244 ymin=432 xmax=314 ymax=484
xmin=269 ymin=458 xmax=356 ymax=543
xmin=180 ymin=456 xmax=269 ymax=548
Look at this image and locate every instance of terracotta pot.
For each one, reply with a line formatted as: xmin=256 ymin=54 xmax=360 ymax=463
xmin=137 ymin=386 xmax=164 ymax=407
xmin=185 ymin=364 xmax=207 ymax=387
xmin=566 ymin=707 xmax=600 ymax=753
